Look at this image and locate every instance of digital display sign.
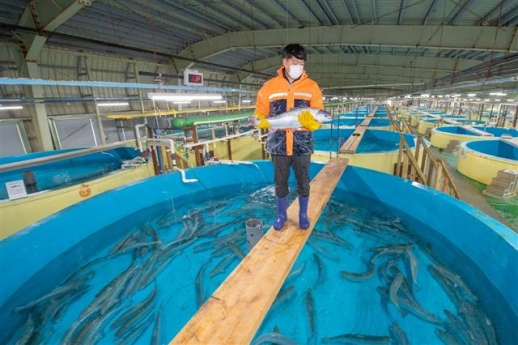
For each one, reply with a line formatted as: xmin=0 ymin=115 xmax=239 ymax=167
xmin=184 ymin=70 xmax=203 ymax=86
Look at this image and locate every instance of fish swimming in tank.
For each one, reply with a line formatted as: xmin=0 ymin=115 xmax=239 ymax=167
xmin=252 ymin=107 xmax=332 ymax=131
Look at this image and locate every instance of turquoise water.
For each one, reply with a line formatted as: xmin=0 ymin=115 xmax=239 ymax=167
xmin=1 ymin=184 xmax=510 ymax=344
xmin=314 ymin=136 xmax=399 ymax=153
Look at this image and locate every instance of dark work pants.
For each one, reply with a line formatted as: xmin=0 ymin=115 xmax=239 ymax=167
xmin=271 ymin=154 xmax=311 ymax=198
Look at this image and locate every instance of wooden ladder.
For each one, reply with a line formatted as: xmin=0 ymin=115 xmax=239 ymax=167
xmin=394 ymin=133 xmax=460 ymax=199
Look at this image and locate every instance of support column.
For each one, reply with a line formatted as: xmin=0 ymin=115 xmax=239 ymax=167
xmin=26 ymin=61 xmax=53 ymax=151
xmin=94 ymin=105 xmax=107 ymax=145
xmin=513 ymin=105 xmax=517 ymax=128
xmin=12 ymin=0 xmax=93 ymax=151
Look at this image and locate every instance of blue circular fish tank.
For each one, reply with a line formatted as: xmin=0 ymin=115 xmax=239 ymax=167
xmin=0 ymin=162 xmax=516 ymax=344
xmin=0 ymin=147 xmax=141 ymax=200
xmin=313 ymin=129 xmax=413 ymax=153
xmin=325 ymin=118 xmax=390 ymax=128
xmin=436 ymin=126 xmax=518 ymax=138
xmin=421 ymin=118 xmax=485 ymax=126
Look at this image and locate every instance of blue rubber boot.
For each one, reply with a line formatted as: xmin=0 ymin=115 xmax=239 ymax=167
xmin=273 ymin=196 xmax=288 ymax=230
xmin=299 ymin=196 xmax=310 ymax=230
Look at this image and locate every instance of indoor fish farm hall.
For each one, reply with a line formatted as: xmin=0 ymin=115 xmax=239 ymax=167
xmin=0 ymin=1 xmax=517 ymax=344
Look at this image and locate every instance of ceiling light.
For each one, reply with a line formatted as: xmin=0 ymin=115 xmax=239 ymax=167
xmin=0 ymin=106 xmax=23 ymax=110
xmin=489 ymin=92 xmax=507 ymax=96
xmin=148 ymin=93 xmax=222 ymax=101
xmin=467 ymin=93 xmax=476 ymax=97
xmin=97 ymin=102 xmax=129 ymax=107
xmin=241 ymin=99 xmax=252 ymax=103
xmin=173 ymin=101 xmax=191 ymax=104
xmin=213 ymin=100 xmax=227 ymax=104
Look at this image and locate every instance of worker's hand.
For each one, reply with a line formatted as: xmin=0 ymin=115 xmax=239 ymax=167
xmin=298 ymin=111 xmax=321 ymax=131
xmin=255 ymin=114 xmax=270 ymax=129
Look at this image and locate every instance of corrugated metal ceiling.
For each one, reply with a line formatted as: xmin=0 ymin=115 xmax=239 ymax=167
xmin=0 ymin=0 xmax=517 ymax=98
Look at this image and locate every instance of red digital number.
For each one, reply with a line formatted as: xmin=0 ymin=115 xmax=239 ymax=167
xmin=188 ymin=74 xmax=202 ymax=83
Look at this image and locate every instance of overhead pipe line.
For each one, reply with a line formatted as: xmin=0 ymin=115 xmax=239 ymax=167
xmin=0 ymin=77 xmax=248 ymax=93
xmin=138 ymin=71 xmax=262 ymax=88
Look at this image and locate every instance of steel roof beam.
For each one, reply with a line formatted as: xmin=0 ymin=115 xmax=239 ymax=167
xmin=372 ymin=0 xmax=377 ymax=25
xmin=235 ymin=53 xmax=480 ymax=82
xmin=449 ymin=0 xmax=477 ymax=25
xmin=508 ymin=14 xmax=518 ymax=26
xmin=422 ymin=0 xmax=441 ymax=25
xmin=337 ymin=0 xmax=355 ymax=25
xmin=88 ymin=1 xmax=205 ymax=38
xmin=175 ymin=25 xmax=518 ymax=72
xmin=314 ymin=0 xmax=339 ymax=26
xmin=262 ymin=0 xmax=309 ymax=28
xmin=212 ymin=0 xmax=271 ymax=29
xmin=498 ymin=7 xmax=518 ymax=25
xmin=17 ymin=0 xmax=92 ymax=60
xmin=350 ymin=0 xmax=362 ymax=25
xmin=478 ymin=0 xmax=516 ymax=26
xmin=290 ymin=0 xmax=322 ymax=26
xmin=397 ymin=0 xmax=406 ymax=25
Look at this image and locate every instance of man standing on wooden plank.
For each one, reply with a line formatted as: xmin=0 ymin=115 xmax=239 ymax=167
xmin=254 ymin=43 xmax=325 ymax=230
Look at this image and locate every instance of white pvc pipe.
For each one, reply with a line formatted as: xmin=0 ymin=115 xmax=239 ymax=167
xmin=139 ymin=138 xmax=175 ymax=160
xmin=135 ymin=124 xmax=147 ymax=152
xmin=173 ymin=167 xmax=198 ymax=183
xmin=139 ymin=138 xmax=198 ymax=183
xmin=183 ymin=129 xmax=259 ymax=149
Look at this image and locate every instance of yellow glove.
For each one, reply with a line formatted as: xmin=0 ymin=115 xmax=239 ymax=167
xmin=255 ymin=114 xmax=270 ymax=129
xmin=298 ymin=110 xmax=321 ymax=131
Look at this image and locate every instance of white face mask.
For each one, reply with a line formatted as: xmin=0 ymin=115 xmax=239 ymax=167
xmin=288 ymin=65 xmax=304 ymax=80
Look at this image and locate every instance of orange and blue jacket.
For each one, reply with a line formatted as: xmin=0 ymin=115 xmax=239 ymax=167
xmin=255 ymin=67 xmax=324 ymax=156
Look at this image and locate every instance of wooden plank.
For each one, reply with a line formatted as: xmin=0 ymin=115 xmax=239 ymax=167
xmin=339 ymin=125 xmax=367 ymax=154
xmin=170 ymin=158 xmax=349 ymax=345
xmin=360 ymin=117 xmax=373 ymax=126
xmin=359 ymin=106 xmax=378 ymax=126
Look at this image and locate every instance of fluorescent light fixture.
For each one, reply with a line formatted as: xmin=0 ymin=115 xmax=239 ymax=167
xmin=0 ymin=106 xmax=23 ymax=110
xmin=467 ymin=93 xmax=476 ymax=97
xmin=148 ymin=93 xmax=222 ymax=101
xmin=489 ymin=92 xmax=507 ymax=96
xmin=97 ymin=102 xmax=129 ymax=107
xmin=213 ymin=100 xmax=227 ymax=104
xmin=241 ymin=99 xmax=252 ymax=103
xmin=173 ymin=101 xmax=191 ymax=104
